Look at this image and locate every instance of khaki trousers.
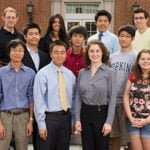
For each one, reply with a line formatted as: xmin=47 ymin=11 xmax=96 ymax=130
xmin=0 ymin=112 xmax=29 ymax=150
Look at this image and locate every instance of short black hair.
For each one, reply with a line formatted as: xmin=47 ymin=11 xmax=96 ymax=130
xmin=95 ymin=10 xmax=112 ymax=22
xmin=68 ymin=25 xmax=87 ymax=39
xmin=118 ymin=25 xmax=136 ymax=37
xmin=7 ymin=39 xmax=26 ymax=55
xmin=49 ymin=40 xmax=67 ymax=52
xmin=134 ymin=7 xmax=149 ymax=18
xmin=23 ymin=22 xmax=41 ymax=35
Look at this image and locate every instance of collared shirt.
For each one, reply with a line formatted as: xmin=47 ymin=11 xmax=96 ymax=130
xmin=34 ymin=61 xmax=76 ymax=130
xmin=75 ymin=64 xmax=116 ymax=125
xmin=0 ymin=63 xmax=35 ymax=110
xmin=132 ymin=28 xmax=150 ymax=53
xmin=0 ymin=27 xmax=24 ymax=63
xmin=27 ymin=47 xmax=40 ymax=71
xmin=64 ymin=47 xmax=86 ymax=79
xmin=87 ymin=30 xmax=120 ymax=53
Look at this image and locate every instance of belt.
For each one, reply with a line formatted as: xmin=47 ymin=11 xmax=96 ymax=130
xmin=46 ymin=109 xmax=70 ymax=117
xmin=82 ymin=102 xmax=108 ymax=111
xmin=1 ymin=108 xmax=29 ymax=115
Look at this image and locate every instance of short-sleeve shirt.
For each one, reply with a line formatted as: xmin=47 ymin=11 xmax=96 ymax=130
xmin=129 ymin=74 xmax=150 ymax=119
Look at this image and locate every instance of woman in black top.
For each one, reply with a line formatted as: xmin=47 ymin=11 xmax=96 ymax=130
xmin=39 ymin=14 xmax=69 ymax=57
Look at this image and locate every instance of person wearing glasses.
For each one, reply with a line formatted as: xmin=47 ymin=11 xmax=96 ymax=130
xmin=132 ymin=7 xmax=150 ymax=53
xmin=0 ymin=7 xmax=24 ymax=67
xmin=0 ymin=39 xmax=35 ymax=150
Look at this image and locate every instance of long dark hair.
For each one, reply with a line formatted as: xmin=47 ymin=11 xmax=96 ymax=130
xmin=133 ymin=49 xmax=150 ymax=81
xmin=45 ymin=14 xmax=69 ymax=48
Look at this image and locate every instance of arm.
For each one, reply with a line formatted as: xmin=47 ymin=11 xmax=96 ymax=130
xmin=74 ymin=71 xmax=83 ymax=134
xmin=123 ymin=80 xmax=133 ymax=122
xmin=102 ymin=69 xmax=116 ymax=136
xmin=26 ymin=102 xmax=34 ymax=136
xmin=34 ymin=72 xmax=47 ymax=140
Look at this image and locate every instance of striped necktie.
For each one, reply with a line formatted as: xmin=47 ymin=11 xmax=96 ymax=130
xmin=98 ymin=33 xmax=103 ymax=41
xmin=57 ymin=68 xmax=68 ymax=111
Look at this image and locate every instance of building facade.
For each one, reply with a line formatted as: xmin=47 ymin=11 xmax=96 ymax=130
xmin=0 ymin=0 xmax=149 ymax=36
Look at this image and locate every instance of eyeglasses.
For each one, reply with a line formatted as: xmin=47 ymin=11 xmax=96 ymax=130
xmin=134 ymin=17 xmax=145 ymax=21
xmin=119 ymin=35 xmax=132 ymax=38
xmin=11 ymin=49 xmax=24 ymax=53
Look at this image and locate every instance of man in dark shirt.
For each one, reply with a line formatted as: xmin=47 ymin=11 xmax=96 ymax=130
xmin=0 ymin=7 xmax=24 ymax=65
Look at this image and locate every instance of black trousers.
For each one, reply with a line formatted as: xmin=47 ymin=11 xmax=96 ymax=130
xmin=81 ymin=103 xmax=109 ymax=150
xmin=37 ymin=111 xmax=71 ymax=150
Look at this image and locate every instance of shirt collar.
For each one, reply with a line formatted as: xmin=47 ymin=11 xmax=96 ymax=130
xmin=27 ymin=46 xmax=38 ymax=54
xmin=70 ymin=47 xmax=84 ymax=56
xmin=50 ymin=61 xmax=65 ymax=72
xmin=98 ymin=30 xmax=109 ymax=36
xmin=7 ymin=63 xmax=26 ymax=72
xmin=87 ymin=63 xmax=107 ymax=71
xmin=1 ymin=26 xmax=18 ymax=35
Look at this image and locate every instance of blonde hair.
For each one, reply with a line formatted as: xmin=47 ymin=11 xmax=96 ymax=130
xmin=3 ymin=7 xmax=17 ymax=16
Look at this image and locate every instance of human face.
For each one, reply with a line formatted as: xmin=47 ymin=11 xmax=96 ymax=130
xmin=9 ymin=44 xmax=24 ymax=63
xmin=24 ymin=28 xmax=40 ymax=47
xmin=50 ymin=45 xmax=66 ymax=67
xmin=95 ymin=16 xmax=110 ymax=33
xmin=134 ymin=13 xmax=148 ymax=30
xmin=3 ymin=11 xmax=18 ymax=29
xmin=52 ymin=18 xmax=61 ymax=32
xmin=119 ymin=31 xmax=133 ymax=49
xmin=71 ymin=33 xmax=84 ymax=48
xmin=138 ymin=52 xmax=150 ymax=71
xmin=88 ymin=44 xmax=102 ymax=64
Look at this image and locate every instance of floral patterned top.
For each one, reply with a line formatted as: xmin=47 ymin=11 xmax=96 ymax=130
xmin=129 ymin=74 xmax=150 ymax=119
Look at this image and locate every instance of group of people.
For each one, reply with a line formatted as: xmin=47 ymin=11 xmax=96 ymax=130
xmin=0 ymin=5 xmax=149 ymax=150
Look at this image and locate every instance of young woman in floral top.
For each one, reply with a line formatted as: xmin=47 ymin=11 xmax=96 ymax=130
xmin=123 ymin=49 xmax=150 ymax=150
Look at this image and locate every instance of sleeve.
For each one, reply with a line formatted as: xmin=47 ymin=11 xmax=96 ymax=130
xmin=27 ymin=71 xmax=35 ymax=103
xmin=112 ymin=36 xmax=121 ymax=53
xmin=0 ymin=75 xmax=3 ymax=102
xmin=75 ymin=70 xmax=83 ymax=122
xmin=128 ymin=73 xmax=134 ymax=82
xmin=34 ymin=72 xmax=47 ymax=130
xmin=70 ymin=74 xmax=76 ymax=126
xmin=39 ymin=37 xmax=47 ymax=53
xmin=105 ymin=68 xmax=117 ymax=125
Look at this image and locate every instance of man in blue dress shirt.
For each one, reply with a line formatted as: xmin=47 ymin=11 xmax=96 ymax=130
xmin=0 ymin=39 xmax=35 ymax=150
xmin=34 ymin=40 xmax=76 ymax=150
xmin=87 ymin=9 xmax=120 ymax=53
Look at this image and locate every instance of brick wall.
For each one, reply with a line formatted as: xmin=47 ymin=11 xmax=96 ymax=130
xmin=0 ymin=0 xmax=51 ymax=36
xmin=114 ymin=0 xmax=150 ymax=34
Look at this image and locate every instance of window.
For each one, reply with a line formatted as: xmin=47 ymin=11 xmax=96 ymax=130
xmin=66 ymin=3 xmax=99 ymax=14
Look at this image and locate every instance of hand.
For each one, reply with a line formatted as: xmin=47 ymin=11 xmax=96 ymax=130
xmin=74 ymin=121 xmax=82 ymax=135
xmin=132 ymin=118 xmax=147 ymax=128
xmin=39 ymin=129 xmax=47 ymax=140
xmin=102 ymin=123 xmax=112 ymax=136
xmin=26 ymin=121 xmax=33 ymax=136
xmin=0 ymin=122 xmax=5 ymax=140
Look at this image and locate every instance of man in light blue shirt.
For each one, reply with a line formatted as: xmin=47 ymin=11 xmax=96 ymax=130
xmin=87 ymin=10 xmax=120 ymax=53
xmin=0 ymin=39 xmax=35 ymax=150
xmin=34 ymin=40 xmax=76 ymax=150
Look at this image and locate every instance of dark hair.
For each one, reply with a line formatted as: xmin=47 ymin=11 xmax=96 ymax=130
xmin=45 ymin=14 xmax=69 ymax=48
xmin=68 ymin=25 xmax=87 ymax=39
xmin=118 ymin=24 xmax=136 ymax=37
xmin=49 ymin=40 xmax=67 ymax=52
xmin=7 ymin=39 xmax=26 ymax=55
xmin=23 ymin=22 xmax=41 ymax=35
xmin=95 ymin=10 xmax=112 ymax=22
xmin=133 ymin=49 xmax=150 ymax=81
xmin=134 ymin=7 xmax=149 ymax=18
xmin=84 ymin=40 xmax=109 ymax=66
